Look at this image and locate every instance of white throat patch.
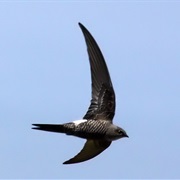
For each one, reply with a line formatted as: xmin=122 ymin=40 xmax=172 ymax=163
xmin=73 ymin=119 xmax=87 ymax=126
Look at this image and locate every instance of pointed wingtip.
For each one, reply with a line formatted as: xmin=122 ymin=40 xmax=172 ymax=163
xmin=78 ymin=22 xmax=86 ymax=31
xmin=62 ymin=161 xmax=69 ymax=165
xmin=78 ymin=22 xmax=82 ymax=27
xmin=62 ymin=158 xmax=79 ymax=165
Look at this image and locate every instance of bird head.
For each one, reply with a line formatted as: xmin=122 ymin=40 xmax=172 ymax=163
xmin=106 ymin=125 xmax=128 ymax=141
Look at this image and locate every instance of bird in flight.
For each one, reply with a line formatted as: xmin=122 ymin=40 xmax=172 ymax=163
xmin=32 ymin=22 xmax=128 ymax=164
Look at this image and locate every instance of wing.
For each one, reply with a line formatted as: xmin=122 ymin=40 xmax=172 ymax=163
xmin=63 ymin=139 xmax=111 ymax=164
xmin=79 ymin=23 xmax=116 ymax=121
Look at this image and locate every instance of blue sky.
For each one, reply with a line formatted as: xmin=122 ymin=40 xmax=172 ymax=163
xmin=0 ymin=1 xmax=180 ymax=179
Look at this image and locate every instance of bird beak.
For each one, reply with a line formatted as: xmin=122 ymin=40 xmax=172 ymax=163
xmin=125 ymin=134 xmax=129 ymax=138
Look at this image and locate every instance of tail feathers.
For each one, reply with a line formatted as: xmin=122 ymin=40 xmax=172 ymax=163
xmin=32 ymin=124 xmax=65 ymax=133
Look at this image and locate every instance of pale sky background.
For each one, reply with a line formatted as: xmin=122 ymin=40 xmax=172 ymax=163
xmin=0 ymin=1 xmax=180 ymax=179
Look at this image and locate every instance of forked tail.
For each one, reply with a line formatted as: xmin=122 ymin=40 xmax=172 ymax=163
xmin=32 ymin=124 xmax=65 ymax=133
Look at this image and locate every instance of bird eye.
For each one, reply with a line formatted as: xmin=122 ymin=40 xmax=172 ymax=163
xmin=117 ymin=130 xmax=123 ymax=135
